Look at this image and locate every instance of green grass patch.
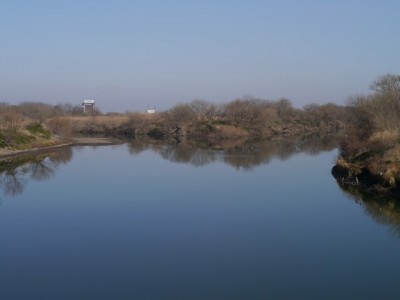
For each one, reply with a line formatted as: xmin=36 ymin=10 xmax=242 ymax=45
xmin=0 ymin=129 xmax=37 ymax=149
xmin=26 ymin=123 xmax=51 ymax=139
xmin=12 ymin=132 xmax=36 ymax=149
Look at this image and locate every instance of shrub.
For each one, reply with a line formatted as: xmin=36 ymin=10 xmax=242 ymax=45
xmin=26 ymin=122 xmax=51 ymax=139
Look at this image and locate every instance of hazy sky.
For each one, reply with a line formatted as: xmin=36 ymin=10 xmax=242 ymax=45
xmin=1 ymin=0 xmax=399 ymax=112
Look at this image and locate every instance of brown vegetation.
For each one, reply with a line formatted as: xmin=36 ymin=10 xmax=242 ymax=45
xmin=2 ymin=74 xmax=400 ymax=196
xmin=0 ymin=90 xmax=351 ymax=156
xmin=333 ymin=74 xmax=400 ymax=193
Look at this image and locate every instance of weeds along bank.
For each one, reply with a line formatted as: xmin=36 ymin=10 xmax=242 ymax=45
xmin=332 ymin=74 xmax=400 ymax=196
xmin=0 ymin=121 xmax=63 ymax=154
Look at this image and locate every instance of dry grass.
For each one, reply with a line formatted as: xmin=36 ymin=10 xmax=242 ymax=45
xmin=385 ymin=146 xmax=400 ymax=162
xmin=212 ymin=124 xmax=249 ymax=138
xmin=336 ymin=158 xmax=349 ymax=169
xmin=65 ymin=115 xmax=129 ymax=127
xmin=383 ymin=166 xmax=400 ymax=186
xmin=369 ymin=130 xmax=399 ymax=146
xmin=47 ymin=116 xmax=130 ymax=134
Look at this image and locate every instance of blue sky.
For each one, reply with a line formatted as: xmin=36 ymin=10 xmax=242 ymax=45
xmin=1 ymin=0 xmax=399 ymax=112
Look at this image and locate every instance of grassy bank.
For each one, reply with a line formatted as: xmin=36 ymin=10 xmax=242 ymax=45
xmin=0 ymin=122 xmax=69 ymax=157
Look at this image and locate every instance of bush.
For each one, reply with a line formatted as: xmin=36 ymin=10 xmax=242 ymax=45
xmin=26 ymin=123 xmax=51 ymax=139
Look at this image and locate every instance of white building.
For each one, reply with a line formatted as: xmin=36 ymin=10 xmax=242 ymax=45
xmin=82 ymin=100 xmax=95 ymax=113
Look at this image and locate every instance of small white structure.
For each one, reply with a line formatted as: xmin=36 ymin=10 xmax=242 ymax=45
xmin=147 ymin=106 xmax=156 ymax=114
xmin=82 ymin=100 xmax=95 ymax=113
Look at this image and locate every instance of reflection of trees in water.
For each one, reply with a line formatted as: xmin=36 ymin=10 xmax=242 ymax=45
xmin=127 ymin=139 xmax=223 ymax=166
xmin=0 ymin=147 xmax=73 ymax=197
xmin=27 ymin=161 xmax=55 ymax=181
xmin=224 ymin=134 xmax=340 ymax=169
xmin=127 ymin=140 xmax=165 ymax=156
xmin=0 ymin=169 xmax=27 ymax=196
xmin=0 ymin=135 xmax=339 ymax=197
xmin=298 ymin=134 xmax=341 ymax=155
xmin=335 ymin=183 xmax=400 ymax=238
xmin=127 ymin=134 xmax=341 ymax=170
xmin=160 ymin=144 xmax=221 ymax=167
xmin=48 ymin=147 xmax=73 ymax=164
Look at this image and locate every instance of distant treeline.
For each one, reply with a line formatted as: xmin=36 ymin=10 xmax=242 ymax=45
xmin=0 ymin=96 xmax=352 ymax=139
xmin=1 ymin=74 xmax=399 ymax=154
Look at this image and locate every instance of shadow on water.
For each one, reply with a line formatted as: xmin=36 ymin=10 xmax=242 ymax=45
xmin=334 ymin=181 xmax=400 ymax=237
xmin=127 ymin=133 xmax=341 ymax=170
xmin=0 ymin=133 xmax=341 ymax=197
xmin=5 ymin=133 xmax=397 ymax=236
xmin=0 ymin=147 xmax=73 ymax=197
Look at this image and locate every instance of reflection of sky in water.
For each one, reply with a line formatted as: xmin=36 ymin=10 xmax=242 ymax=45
xmin=0 ymin=143 xmax=400 ymax=299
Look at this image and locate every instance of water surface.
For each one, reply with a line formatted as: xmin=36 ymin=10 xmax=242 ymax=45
xmin=0 ymin=138 xmax=400 ymax=299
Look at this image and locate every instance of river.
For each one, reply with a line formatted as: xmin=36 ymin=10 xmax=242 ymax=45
xmin=0 ymin=136 xmax=400 ymax=300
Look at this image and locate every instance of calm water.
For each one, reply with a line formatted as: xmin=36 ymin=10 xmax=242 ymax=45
xmin=1 ymin=137 xmax=400 ymax=300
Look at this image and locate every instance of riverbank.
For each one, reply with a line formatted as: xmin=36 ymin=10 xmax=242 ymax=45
xmin=47 ymin=115 xmax=343 ymax=140
xmin=331 ymin=134 xmax=400 ymax=197
xmin=0 ymin=136 xmax=123 ymax=159
xmin=0 ymin=140 xmax=72 ymax=158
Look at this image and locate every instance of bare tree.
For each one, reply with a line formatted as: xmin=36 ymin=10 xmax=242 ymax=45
xmin=189 ymin=99 xmax=217 ymax=121
xmin=167 ymin=103 xmax=195 ymax=124
xmin=223 ymin=98 xmax=264 ymax=129
xmin=370 ymin=74 xmax=400 ymax=97
xmin=18 ymin=102 xmax=55 ymax=123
